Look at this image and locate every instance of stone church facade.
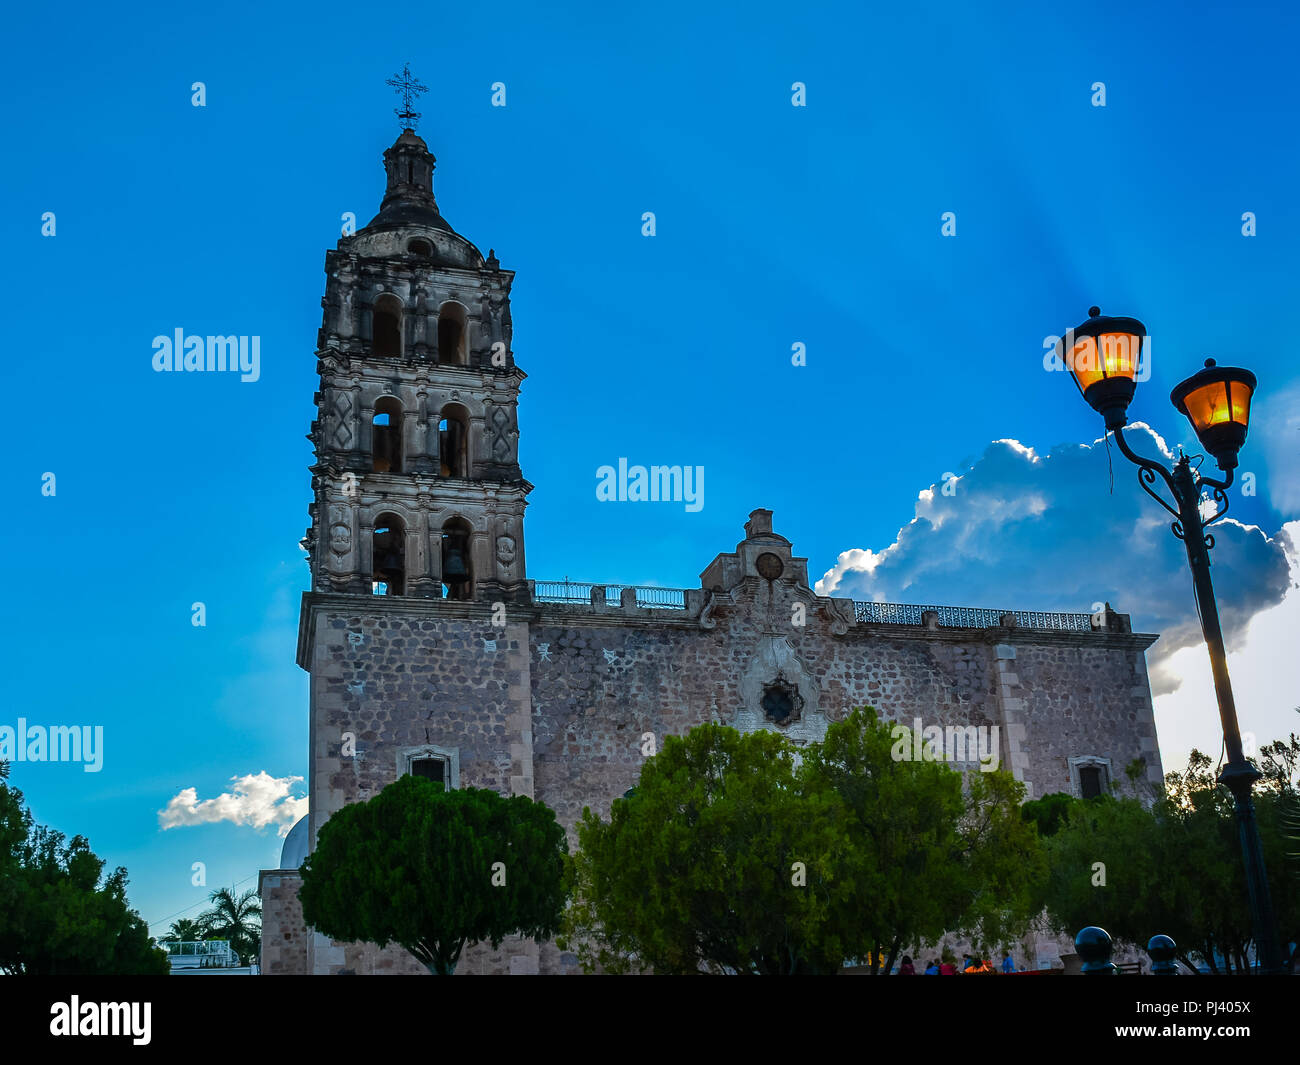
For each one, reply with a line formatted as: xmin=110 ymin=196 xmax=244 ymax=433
xmin=258 ymin=126 xmax=1163 ymax=976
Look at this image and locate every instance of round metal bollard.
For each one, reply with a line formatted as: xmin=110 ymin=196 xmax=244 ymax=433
xmin=1146 ymin=935 xmax=1178 ymax=975
xmin=1076 ymin=926 xmax=1118 ymax=974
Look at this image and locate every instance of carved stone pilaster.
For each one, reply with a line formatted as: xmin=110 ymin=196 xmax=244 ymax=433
xmin=407 ymin=511 xmax=439 ymax=598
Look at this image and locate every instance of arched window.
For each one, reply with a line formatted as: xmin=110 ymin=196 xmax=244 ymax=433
xmin=441 ymin=518 xmax=473 ymax=601
xmin=372 ymin=514 xmax=406 ymax=596
xmin=400 ymin=744 xmax=459 ymax=790
xmin=1079 ymin=767 xmax=1102 ymax=799
xmin=1069 ymin=756 xmax=1112 ymax=800
xmin=372 ymin=397 xmax=403 ymax=473
xmin=407 ymin=238 xmax=433 ymax=257
xmin=437 ymin=302 xmax=467 ymax=366
xmin=438 ymin=404 xmax=470 ymax=478
xmin=373 ymin=294 xmax=403 ymax=357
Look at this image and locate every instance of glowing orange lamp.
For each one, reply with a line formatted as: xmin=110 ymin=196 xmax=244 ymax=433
xmin=1170 ymin=358 xmax=1256 ymax=470
xmin=1060 ymin=306 xmax=1147 ymax=430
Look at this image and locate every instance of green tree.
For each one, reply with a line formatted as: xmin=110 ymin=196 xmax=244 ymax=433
xmin=299 ymin=776 xmax=567 ymax=975
xmin=564 ymin=711 xmax=1045 ymax=974
xmin=161 ymin=917 xmax=206 ymax=943
xmin=1256 ymin=713 xmax=1300 ymax=971
xmin=1021 ymin=792 xmax=1079 ymax=838
xmin=1040 ymin=744 xmax=1300 ymax=974
xmin=0 ymin=761 xmax=28 ymax=957
xmin=805 ymin=709 xmax=1045 ymax=971
xmin=0 ymin=763 xmax=168 ymax=975
xmin=197 ymin=887 xmax=261 ymax=963
xmin=564 ymin=723 xmax=849 ymax=974
xmin=799 ymin=708 xmax=962 ymax=972
xmin=1037 ymin=794 xmax=1169 ymax=957
xmin=954 ymin=768 xmax=1050 ymax=951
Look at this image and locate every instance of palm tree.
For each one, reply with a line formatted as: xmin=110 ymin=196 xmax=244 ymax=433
xmin=161 ymin=917 xmax=205 ymax=943
xmin=197 ymin=887 xmax=261 ymax=964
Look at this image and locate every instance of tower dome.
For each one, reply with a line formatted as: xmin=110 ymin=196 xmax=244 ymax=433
xmin=280 ymin=816 xmax=309 ymax=870
xmin=352 ymin=127 xmax=484 ymax=267
xmin=364 ymin=128 xmax=454 ymax=234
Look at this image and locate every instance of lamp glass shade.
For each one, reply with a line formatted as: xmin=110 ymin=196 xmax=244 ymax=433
xmin=1060 ymin=310 xmax=1146 ymax=429
xmin=1067 ymin=331 xmax=1142 ymax=394
xmin=1170 ymin=361 xmax=1257 ymax=470
xmin=1181 ymin=377 xmax=1252 ymax=435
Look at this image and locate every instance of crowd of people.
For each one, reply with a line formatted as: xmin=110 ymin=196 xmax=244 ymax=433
xmin=896 ymin=953 xmax=1020 ymax=974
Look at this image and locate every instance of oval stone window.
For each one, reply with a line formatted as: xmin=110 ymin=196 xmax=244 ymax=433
xmin=755 ymin=552 xmax=784 ymax=581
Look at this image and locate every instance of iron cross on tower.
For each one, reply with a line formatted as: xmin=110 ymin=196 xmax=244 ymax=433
xmin=386 ymin=63 xmax=428 ymax=130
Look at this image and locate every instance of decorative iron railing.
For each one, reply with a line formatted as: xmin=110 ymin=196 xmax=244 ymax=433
xmin=532 ymin=580 xmax=601 ymax=604
xmin=852 ymin=601 xmax=1093 ymax=631
xmin=159 ymin=939 xmax=241 ymax=968
xmin=628 ymin=585 xmax=689 ymax=609
xmin=533 ymin=581 xmax=1091 ymax=629
xmin=533 ymin=581 xmax=688 ymax=610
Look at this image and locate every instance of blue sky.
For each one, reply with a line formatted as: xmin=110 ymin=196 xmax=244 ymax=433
xmin=2 ymin=1 xmax=1298 ymax=936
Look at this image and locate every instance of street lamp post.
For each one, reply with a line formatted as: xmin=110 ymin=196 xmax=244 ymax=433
xmin=1058 ymin=307 xmax=1283 ymax=975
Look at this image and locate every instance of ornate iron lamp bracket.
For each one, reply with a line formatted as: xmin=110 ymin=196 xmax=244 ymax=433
xmin=1113 ymin=426 xmax=1179 ymax=518
xmin=1137 ymin=465 xmax=1181 ymax=524
xmin=1191 ymin=469 xmax=1233 ymax=549
xmin=1196 ymin=468 xmax=1233 ymax=523
xmin=1199 ymin=484 xmax=1231 ymax=528
xmin=1114 ymin=428 xmax=1233 ymax=550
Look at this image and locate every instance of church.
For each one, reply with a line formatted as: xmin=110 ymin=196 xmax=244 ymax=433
xmin=258 ymin=108 xmax=1164 ymax=975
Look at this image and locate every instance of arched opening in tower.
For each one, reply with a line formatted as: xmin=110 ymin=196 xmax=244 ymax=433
xmin=439 ymin=405 xmax=469 ymax=478
xmin=373 ymin=294 xmax=403 ymax=357
xmin=437 ymin=302 xmax=467 ymax=366
xmin=372 ymin=397 xmax=403 ymax=473
xmin=372 ymin=515 xmax=406 ymax=596
xmin=441 ymin=519 xmax=473 ymax=601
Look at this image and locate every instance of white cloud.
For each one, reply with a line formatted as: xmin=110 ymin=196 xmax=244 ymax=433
xmin=159 ymin=771 xmax=307 ymax=838
xmin=816 ymin=428 xmax=1293 ymax=701
xmin=819 ymin=547 xmax=886 ymax=598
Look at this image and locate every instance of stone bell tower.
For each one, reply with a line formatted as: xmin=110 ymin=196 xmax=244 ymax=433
xmin=301 ymin=120 xmax=531 ymax=603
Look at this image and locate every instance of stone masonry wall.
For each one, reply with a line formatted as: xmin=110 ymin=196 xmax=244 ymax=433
xmin=1008 ymin=642 xmax=1163 ymax=798
xmin=258 ymin=870 xmax=309 ymax=975
xmin=529 ymin=612 xmax=1000 ymax=839
xmin=302 ymin=603 xmax=540 ymax=974
xmin=526 ymin=594 xmax=1159 ymax=972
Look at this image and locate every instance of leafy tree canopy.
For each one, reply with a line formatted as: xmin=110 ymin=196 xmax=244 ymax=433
xmin=161 ymin=917 xmax=206 ymax=943
xmin=808 ymin=709 xmax=1045 ymax=967
xmin=299 ymin=776 xmax=567 ymax=974
xmin=0 ymin=764 xmax=168 ymax=975
xmin=1040 ymin=738 xmax=1300 ymax=974
xmin=565 ymin=709 xmax=1046 ymax=974
xmin=1021 ymin=792 xmax=1079 ymax=838
xmin=197 ymin=887 xmax=261 ymax=963
xmin=564 ymin=722 xmax=849 ymax=974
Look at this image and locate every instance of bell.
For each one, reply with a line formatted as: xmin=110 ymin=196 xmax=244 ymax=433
xmin=443 ymin=546 xmax=469 ymax=582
